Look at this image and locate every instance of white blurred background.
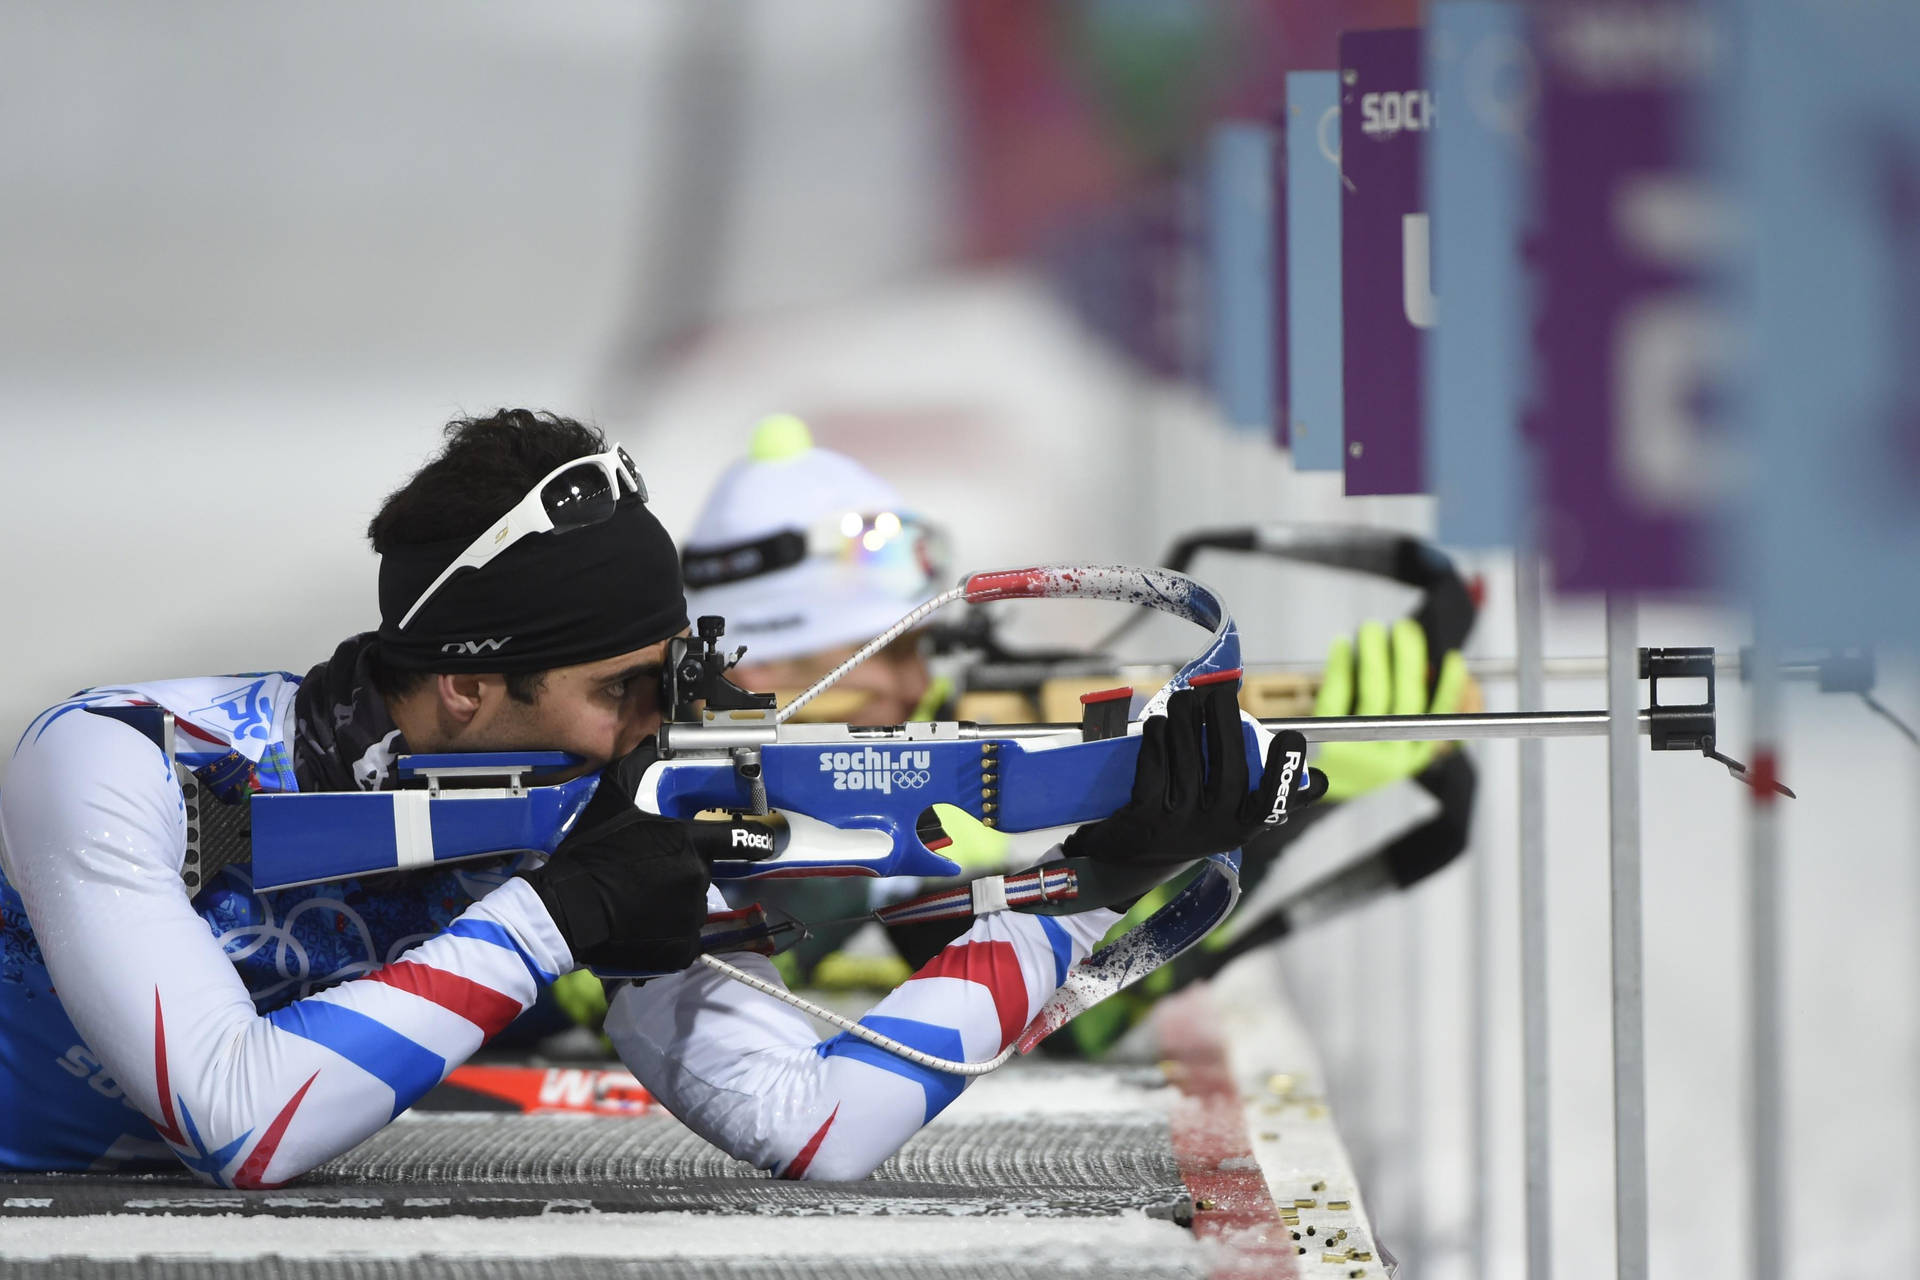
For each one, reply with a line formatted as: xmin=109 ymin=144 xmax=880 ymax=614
xmin=1 ymin=4 xmax=1914 ymax=1277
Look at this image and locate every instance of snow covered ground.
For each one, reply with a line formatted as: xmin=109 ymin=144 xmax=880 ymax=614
xmin=0 ymin=953 xmax=1358 ymax=1277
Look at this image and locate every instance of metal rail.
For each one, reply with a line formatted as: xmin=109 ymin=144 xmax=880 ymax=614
xmin=975 ymin=709 xmax=1672 ymax=744
xmin=1066 ymin=651 xmax=1835 ymax=685
xmin=1441 ymin=652 xmax=1829 ymax=683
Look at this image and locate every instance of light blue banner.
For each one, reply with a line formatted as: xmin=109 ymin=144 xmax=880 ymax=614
xmin=1207 ymin=122 xmax=1275 ymax=434
xmin=1285 ymin=71 xmax=1344 ymax=471
xmin=1730 ymin=0 xmax=1920 ymax=648
xmin=1425 ymin=2 xmax=1534 ymax=546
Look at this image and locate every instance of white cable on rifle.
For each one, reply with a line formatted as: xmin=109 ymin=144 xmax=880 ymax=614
xmin=696 ymin=952 xmax=1019 ymax=1076
xmin=775 ymin=585 xmax=968 ymax=724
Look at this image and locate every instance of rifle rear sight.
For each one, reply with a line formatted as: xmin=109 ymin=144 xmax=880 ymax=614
xmin=662 ymin=615 xmax=776 ymax=725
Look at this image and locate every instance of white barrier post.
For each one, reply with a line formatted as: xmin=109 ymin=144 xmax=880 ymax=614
xmin=1517 ymin=548 xmax=1553 ymax=1280
xmin=1606 ymin=595 xmax=1649 ymax=1280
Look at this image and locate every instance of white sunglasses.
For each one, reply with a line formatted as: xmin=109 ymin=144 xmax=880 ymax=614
xmin=397 ymin=445 xmax=648 ymax=631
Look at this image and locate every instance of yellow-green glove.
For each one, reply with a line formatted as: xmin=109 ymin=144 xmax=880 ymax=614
xmin=550 ymin=968 xmax=610 ymax=1032
xmin=1313 ymin=618 xmax=1468 ymax=802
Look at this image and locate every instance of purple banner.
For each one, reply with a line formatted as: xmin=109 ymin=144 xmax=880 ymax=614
xmin=1533 ymin=0 xmax=1720 ymax=591
xmin=1339 ymin=28 xmax=1430 ymax=495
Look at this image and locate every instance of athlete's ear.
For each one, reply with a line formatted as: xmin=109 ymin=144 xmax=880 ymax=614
xmin=435 ymin=672 xmax=488 ymax=725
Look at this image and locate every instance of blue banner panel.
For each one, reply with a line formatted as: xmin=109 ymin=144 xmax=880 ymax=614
xmin=1425 ymin=2 xmax=1534 ymax=547
xmin=1730 ymin=0 xmax=1920 ymax=649
xmin=1285 ymin=71 xmax=1345 ymax=471
xmin=1208 ymin=122 xmax=1277 ymax=434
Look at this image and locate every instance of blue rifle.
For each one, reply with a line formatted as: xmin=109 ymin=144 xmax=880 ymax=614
xmin=241 ymin=563 xmax=1295 ymax=1055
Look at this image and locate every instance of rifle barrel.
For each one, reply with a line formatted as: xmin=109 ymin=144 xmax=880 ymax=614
xmin=1096 ymin=652 xmax=1822 ymax=684
xmin=966 ymin=710 xmax=1654 ymax=744
xmin=967 ymin=656 xmax=1835 ymax=694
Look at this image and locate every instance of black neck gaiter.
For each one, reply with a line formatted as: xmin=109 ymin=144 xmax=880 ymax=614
xmin=292 ymin=633 xmax=407 ymax=793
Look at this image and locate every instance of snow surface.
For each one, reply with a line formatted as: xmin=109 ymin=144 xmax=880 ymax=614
xmin=0 ymin=961 xmax=1343 ymax=1266
xmin=0 ymin=1212 xmax=1199 ymax=1262
xmin=934 ymin=1064 xmax=1173 ymax=1120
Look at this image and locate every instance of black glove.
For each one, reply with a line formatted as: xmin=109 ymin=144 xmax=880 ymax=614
xmin=519 ymin=738 xmax=712 ymax=974
xmin=1061 ymin=681 xmax=1327 ymax=869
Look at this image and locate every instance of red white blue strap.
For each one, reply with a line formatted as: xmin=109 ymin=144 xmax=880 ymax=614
xmin=873 ymin=864 xmax=1079 ymax=927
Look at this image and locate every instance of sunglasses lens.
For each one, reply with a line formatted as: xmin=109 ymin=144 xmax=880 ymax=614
xmin=542 ymin=462 xmax=618 ymax=530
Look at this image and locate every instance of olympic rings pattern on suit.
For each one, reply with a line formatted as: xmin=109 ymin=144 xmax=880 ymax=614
xmin=891 ymin=770 xmax=930 ymax=789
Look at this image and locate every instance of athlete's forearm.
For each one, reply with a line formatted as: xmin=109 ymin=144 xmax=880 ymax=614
xmin=606 ymin=898 xmax=1117 ymax=1180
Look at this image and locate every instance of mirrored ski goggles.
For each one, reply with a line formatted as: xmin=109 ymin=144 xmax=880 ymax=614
xmin=681 ymin=510 xmax=950 ymax=600
xmin=397 ymin=445 xmax=648 ymax=631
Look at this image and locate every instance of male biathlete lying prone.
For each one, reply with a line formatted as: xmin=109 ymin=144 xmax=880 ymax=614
xmin=0 ymin=410 xmax=1323 ymax=1186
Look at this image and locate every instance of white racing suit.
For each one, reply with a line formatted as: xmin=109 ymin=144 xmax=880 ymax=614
xmin=0 ymin=675 xmax=1115 ymax=1186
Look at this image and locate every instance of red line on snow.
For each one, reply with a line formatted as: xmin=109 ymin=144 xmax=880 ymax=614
xmin=1156 ymin=985 xmax=1299 ymax=1280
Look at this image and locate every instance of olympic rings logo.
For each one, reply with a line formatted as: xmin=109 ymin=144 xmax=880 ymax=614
xmin=891 ymin=769 xmax=930 ymax=789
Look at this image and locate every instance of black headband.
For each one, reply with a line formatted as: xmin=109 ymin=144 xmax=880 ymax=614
xmin=375 ymin=495 xmax=688 ymax=672
xmin=682 ymin=529 xmax=808 ymax=588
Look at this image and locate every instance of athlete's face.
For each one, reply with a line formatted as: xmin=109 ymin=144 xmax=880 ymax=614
xmin=731 ymin=633 xmax=931 ymax=727
xmin=444 ymin=639 xmax=671 ymax=770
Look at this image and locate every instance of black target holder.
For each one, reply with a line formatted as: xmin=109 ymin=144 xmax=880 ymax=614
xmin=1641 ymin=646 xmax=1794 ymax=797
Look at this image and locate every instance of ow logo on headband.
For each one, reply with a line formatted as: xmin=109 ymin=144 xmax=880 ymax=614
xmin=441 ymin=636 xmax=513 ymax=656
xmin=818 ymin=747 xmax=932 ymax=794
